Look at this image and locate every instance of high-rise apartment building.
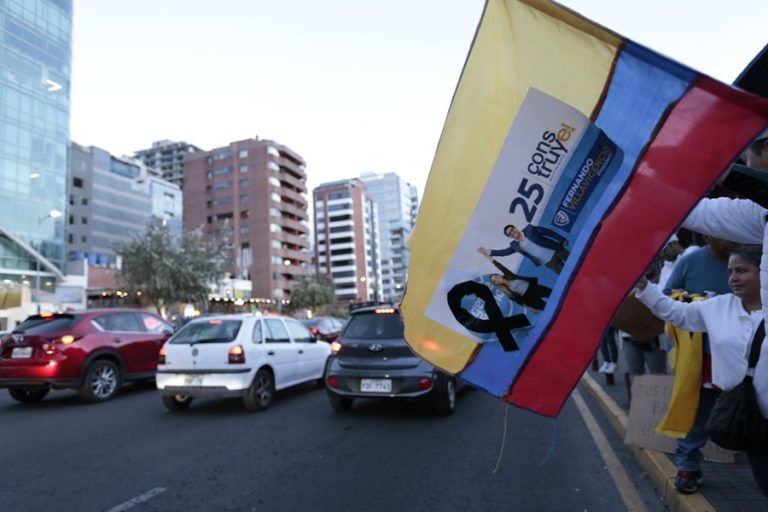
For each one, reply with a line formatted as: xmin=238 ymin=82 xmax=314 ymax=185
xmin=313 ymin=179 xmax=381 ymax=303
xmin=0 ymin=0 xmax=72 ymax=314
xmin=134 ymin=139 xmax=203 ymax=189
xmin=68 ymin=143 xmax=183 ymax=267
xmin=184 ymin=137 xmax=311 ymax=302
xmin=359 ymin=172 xmax=418 ymax=301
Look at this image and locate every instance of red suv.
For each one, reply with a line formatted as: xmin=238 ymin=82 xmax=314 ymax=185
xmin=0 ymin=309 xmax=173 ymax=403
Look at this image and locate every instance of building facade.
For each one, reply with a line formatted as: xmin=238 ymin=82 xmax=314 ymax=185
xmin=68 ymin=143 xmax=183 ymax=268
xmin=0 ymin=0 xmax=73 ymax=320
xmin=183 ymin=137 xmax=311 ymax=303
xmin=313 ymin=179 xmax=381 ymax=303
xmin=359 ymin=171 xmax=418 ymax=301
xmin=134 ymin=139 xmax=202 ymax=189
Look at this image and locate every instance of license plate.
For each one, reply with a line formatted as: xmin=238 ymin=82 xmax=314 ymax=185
xmin=183 ymin=374 xmax=203 ymax=386
xmin=11 ymin=347 xmax=32 ymax=359
xmin=360 ymin=378 xmax=392 ymax=393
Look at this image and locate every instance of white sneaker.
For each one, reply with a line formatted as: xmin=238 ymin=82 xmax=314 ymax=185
xmin=598 ymin=361 xmax=610 ymax=373
xmin=605 ymin=362 xmax=617 ymax=374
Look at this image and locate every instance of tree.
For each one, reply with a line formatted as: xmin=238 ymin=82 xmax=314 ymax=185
xmin=113 ymin=221 xmax=231 ymax=314
xmin=290 ymin=274 xmax=335 ymax=313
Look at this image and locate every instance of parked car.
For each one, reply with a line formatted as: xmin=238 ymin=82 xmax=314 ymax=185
xmin=0 ymin=309 xmax=174 ymax=403
xmin=325 ymin=303 xmax=461 ymax=415
xmin=156 ymin=314 xmax=331 ymax=412
xmin=300 ymin=316 xmax=344 ymax=342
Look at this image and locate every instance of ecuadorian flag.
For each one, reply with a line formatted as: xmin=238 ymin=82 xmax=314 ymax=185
xmin=402 ymin=0 xmax=768 ymax=417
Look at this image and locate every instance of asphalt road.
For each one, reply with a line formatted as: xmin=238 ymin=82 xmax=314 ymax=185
xmin=0 ymin=381 xmax=670 ymax=512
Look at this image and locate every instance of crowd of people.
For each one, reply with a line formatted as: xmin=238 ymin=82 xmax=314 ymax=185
xmin=597 ymin=129 xmax=768 ymax=498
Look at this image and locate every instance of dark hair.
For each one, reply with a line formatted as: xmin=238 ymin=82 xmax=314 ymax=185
xmin=730 ymin=245 xmax=762 ymax=267
xmin=749 ymin=138 xmax=767 ymax=156
xmin=503 ymin=224 xmax=516 ymax=234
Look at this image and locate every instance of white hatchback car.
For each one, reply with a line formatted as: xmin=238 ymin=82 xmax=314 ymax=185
xmin=156 ymin=314 xmax=330 ymax=412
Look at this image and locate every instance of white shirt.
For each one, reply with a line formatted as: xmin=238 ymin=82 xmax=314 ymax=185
xmin=636 ymin=283 xmax=768 ymax=418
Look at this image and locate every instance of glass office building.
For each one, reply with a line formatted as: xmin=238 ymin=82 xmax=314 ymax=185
xmin=0 ymin=0 xmax=72 ymax=295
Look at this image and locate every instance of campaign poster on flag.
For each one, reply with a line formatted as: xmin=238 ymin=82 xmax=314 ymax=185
xmin=426 ymin=88 xmax=622 ymax=364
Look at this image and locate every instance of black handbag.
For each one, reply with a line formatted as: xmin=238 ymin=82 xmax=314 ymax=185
xmin=705 ymin=320 xmax=768 ymax=451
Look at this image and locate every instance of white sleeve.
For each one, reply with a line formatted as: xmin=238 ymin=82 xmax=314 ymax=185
xmin=635 ymin=283 xmax=707 ymax=332
xmin=683 ymin=197 xmax=765 ymax=244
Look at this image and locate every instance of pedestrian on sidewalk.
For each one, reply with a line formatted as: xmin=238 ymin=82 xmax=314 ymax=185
xmin=620 ymin=331 xmax=666 ymax=375
xmin=598 ymin=326 xmax=618 ymax=374
xmin=635 ymin=245 xmax=768 ymax=498
xmin=659 ymin=235 xmax=734 ymax=494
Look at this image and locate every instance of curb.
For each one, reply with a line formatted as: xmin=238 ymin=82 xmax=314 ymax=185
xmin=580 ymin=373 xmax=717 ymax=512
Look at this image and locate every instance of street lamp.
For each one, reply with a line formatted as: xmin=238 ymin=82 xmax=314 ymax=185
xmin=35 ymin=209 xmax=62 ymax=313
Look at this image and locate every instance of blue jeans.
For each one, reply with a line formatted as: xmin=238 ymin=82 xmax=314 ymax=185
xmin=675 ymin=387 xmax=718 ymax=472
xmin=599 ymin=327 xmax=618 ymax=363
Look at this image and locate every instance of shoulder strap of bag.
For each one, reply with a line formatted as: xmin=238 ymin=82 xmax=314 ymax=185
xmin=748 ymin=319 xmax=766 ymax=369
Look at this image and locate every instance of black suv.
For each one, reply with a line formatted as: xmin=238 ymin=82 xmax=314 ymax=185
xmin=325 ymin=303 xmax=458 ymax=415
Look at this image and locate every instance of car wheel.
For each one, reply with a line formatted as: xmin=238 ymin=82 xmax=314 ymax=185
xmin=8 ymin=386 xmax=50 ymax=403
xmin=162 ymin=394 xmax=193 ymax=411
xmin=328 ymin=393 xmax=353 ymax=412
xmin=432 ymin=376 xmax=457 ymax=416
xmin=243 ymin=368 xmax=274 ymax=412
xmin=80 ymin=359 xmax=121 ymax=403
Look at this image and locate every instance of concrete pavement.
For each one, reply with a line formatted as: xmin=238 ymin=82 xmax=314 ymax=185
xmin=580 ymin=362 xmax=768 ymax=512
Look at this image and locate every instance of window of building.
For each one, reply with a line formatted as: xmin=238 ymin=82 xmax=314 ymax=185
xmin=82 ymin=198 xmax=88 ymax=206
xmin=212 ymin=196 xmax=233 ymax=206
xmin=328 ymin=203 xmax=349 ymax=212
xmin=207 ymin=216 xmax=212 ymax=224
xmin=216 ymin=212 xmax=233 ymax=221
xmin=240 ymin=226 xmax=249 ymax=236
xmin=68 ymin=214 xmax=73 ymax=225
xmin=68 ymin=233 xmax=73 ymax=243
xmin=239 ymin=179 xmax=248 ymax=188
xmin=329 ymin=226 xmax=350 ymax=233
xmin=270 ymin=192 xmax=281 ymax=202
xmin=81 ymin=235 xmax=87 ymax=243
xmin=239 ymin=149 xmax=248 ymax=158
xmin=269 ymin=176 xmax=280 ymax=187
xmin=68 ymin=195 xmax=73 ymax=205
xmin=240 ymin=210 xmax=250 ymax=219
xmin=329 ymin=214 xmax=352 ymax=223
xmin=328 ymin=191 xmax=350 ymax=200
xmin=240 ymin=194 xmax=248 ymax=204
xmin=73 ymin=177 xmax=83 ymax=188
xmin=331 ymin=248 xmax=353 ymax=256
xmin=82 ymin=217 xmax=87 ymax=224
xmin=270 ymin=223 xmax=281 ymax=233
xmin=239 ymin=165 xmax=248 ymax=173
xmin=211 ymin=180 xmax=232 ymax=190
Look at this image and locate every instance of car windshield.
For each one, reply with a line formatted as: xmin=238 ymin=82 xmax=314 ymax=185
xmin=14 ymin=314 xmax=78 ymax=334
xmin=342 ymin=312 xmax=404 ymax=339
xmin=170 ymin=319 xmax=242 ymax=344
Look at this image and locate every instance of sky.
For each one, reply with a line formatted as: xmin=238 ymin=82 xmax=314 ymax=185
xmin=70 ymin=1 xmax=768 ymax=199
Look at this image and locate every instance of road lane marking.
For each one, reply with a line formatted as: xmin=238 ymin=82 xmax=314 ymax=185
xmin=105 ymin=487 xmax=167 ymax=512
xmin=572 ymin=389 xmax=648 ymax=512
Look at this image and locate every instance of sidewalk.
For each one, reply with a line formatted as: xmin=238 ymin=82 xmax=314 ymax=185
xmin=580 ymin=359 xmax=768 ymax=512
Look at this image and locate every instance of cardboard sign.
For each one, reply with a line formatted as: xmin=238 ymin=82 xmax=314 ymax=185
xmin=624 ymin=374 xmax=735 ymax=463
xmin=611 ymin=295 xmax=664 ymax=341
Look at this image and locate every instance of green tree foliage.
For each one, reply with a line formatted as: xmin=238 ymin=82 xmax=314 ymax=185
xmin=290 ymin=274 xmax=335 ymax=313
xmin=113 ymin=221 xmax=232 ymax=314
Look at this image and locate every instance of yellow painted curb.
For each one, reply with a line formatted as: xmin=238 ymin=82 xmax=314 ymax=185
xmin=580 ymin=373 xmax=718 ymax=512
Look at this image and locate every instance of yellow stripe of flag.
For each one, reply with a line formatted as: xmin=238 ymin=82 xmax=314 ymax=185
xmin=403 ymin=0 xmax=621 ymax=372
